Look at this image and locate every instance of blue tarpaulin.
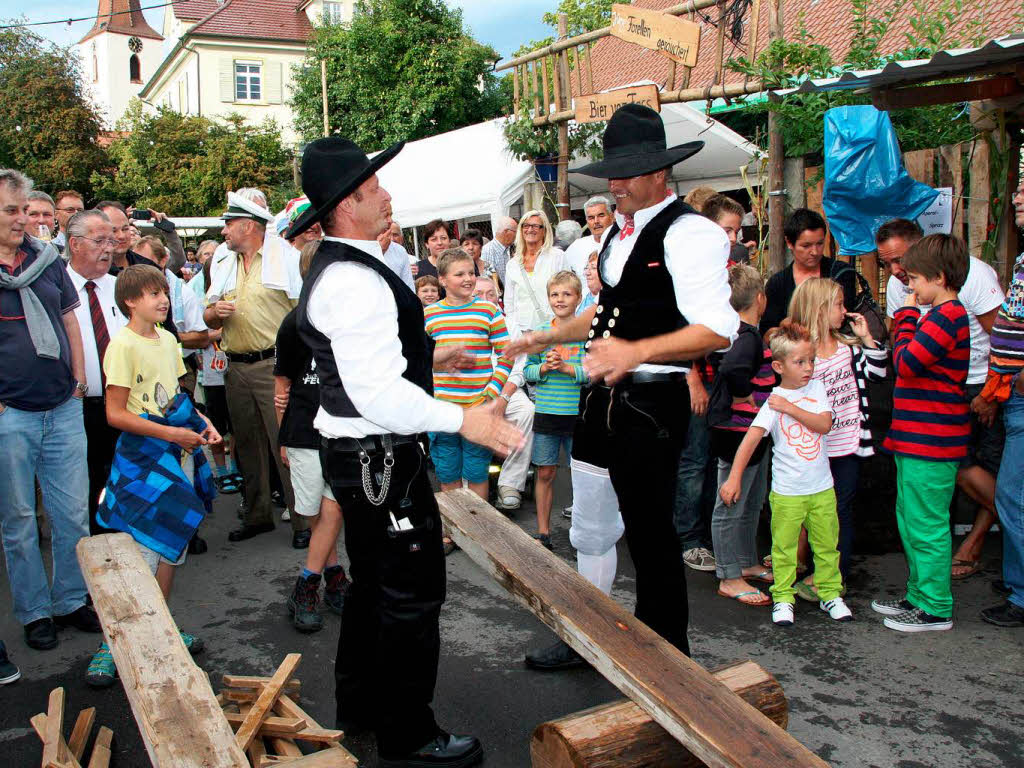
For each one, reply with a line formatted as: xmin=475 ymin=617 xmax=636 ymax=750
xmin=822 ymin=106 xmax=939 ymax=255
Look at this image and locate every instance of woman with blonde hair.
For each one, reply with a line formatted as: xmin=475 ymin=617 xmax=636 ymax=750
xmin=503 ymin=209 xmax=569 ymax=333
xmin=786 ymin=277 xmax=888 ymax=595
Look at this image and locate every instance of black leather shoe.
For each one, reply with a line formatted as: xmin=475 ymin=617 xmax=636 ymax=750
xmin=980 ymin=601 xmax=1024 ymax=627
xmin=379 ymin=733 xmax=483 ymax=768
xmin=525 ymin=639 xmax=587 ymax=671
xmin=292 ymin=529 xmax=312 ymax=549
xmin=228 ymin=522 xmax=275 ymax=542
xmin=188 ymin=534 xmax=208 ymax=554
xmin=24 ymin=618 xmax=58 ymax=650
xmin=993 ymin=580 xmax=1011 ymax=597
xmin=54 ymin=605 xmax=102 ymax=633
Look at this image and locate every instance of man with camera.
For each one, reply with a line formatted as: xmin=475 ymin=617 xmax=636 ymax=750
xmin=95 ymin=201 xmax=183 ymax=276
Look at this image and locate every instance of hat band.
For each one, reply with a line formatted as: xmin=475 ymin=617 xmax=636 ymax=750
xmin=604 ymin=140 xmax=669 ymax=159
xmin=223 ymin=205 xmax=260 ymax=219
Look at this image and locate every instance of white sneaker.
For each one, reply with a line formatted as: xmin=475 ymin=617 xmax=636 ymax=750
xmin=496 ymin=486 xmax=521 ymax=510
xmin=682 ymin=547 xmax=716 ymax=572
xmin=772 ymin=603 xmax=794 ymax=626
xmin=820 ymin=597 xmax=854 ymax=622
xmin=561 ymin=505 xmax=573 ymax=519
xmin=281 ymin=509 xmax=291 ymax=521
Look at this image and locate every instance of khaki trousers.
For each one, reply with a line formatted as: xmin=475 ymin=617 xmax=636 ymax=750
xmin=225 ymin=358 xmax=309 ymax=532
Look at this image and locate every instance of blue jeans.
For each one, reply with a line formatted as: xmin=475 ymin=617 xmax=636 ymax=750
xmin=996 ymin=390 xmax=1024 ymax=610
xmin=0 ymin=396 xmax=90 ymax=625
xmin=673 ymin=398 xmax=716 ymax=552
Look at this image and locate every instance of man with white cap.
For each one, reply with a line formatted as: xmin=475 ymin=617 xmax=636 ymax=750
xmin=203 ymin=189 xmax=311 ymax=547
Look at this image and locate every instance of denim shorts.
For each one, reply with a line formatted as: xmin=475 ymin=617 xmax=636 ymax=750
xmin=532 ymin=432 xmax=572 ymax=466
xmin=428 ymin=431 xmax=492 ymax=484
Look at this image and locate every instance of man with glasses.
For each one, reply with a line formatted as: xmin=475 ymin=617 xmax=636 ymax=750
xmin=53 ymin=190 xmax=85 ymax=255
xmin=482 ymin=215 xmax=517 ymax=286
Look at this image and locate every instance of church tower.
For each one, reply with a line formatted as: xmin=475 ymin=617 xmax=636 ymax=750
xmin=78 ymin=0 xmax=164 ymax=128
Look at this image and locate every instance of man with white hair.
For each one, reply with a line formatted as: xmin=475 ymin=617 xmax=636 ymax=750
xmin=482 ymin=215 xmax=517 ymax=285
xmin=564 ymin=195 xmax=614 ymax=285
xmin=204 ymin=188 xmax=311 ymax=547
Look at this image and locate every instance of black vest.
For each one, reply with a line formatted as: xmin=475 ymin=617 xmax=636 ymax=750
xmin=296 ymin=240 xmax=434 ymax=418
xmin=586 ymin=199 xmax=695 ymax=362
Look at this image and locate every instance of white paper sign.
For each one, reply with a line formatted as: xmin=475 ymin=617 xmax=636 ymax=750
xmin=917 ymin=187 xmax=953 ymax=235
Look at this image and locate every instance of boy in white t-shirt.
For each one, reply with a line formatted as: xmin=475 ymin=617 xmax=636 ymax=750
xmin=720 ymin=320 xmax=853 ymax=626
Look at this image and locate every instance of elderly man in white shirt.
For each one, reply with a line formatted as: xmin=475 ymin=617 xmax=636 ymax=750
xmin=287 ymin=136 xmax=521 ymax=768
xmin=563 ymin=195 xmax=614 ymax=286
xmin=509 ymin=105 xmax=738 ymax=667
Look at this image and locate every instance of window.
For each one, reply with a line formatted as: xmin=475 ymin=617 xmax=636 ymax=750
xmin=129 ymin=54 xmax=141 ymax=84
xmin=235 ymin=61 xmax=262 ymax=102
xmin=322 ymin=1 xmax=344 ymax=23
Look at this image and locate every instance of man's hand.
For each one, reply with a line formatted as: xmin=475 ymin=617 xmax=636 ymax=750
xmin=434 ymin=344 xmax=474 ymax=373
xmin=687 ymin=371 xmax=708 ymax=416
xmin=505 ymin=328 xmax=555 ymax=358
xmin=583 ymin=337 xmax=644 ymax=386
xmin=280 ymin=446 xmax=290 ymax=468
xmin=212 ymin=300 xmax=236 ymax=319
xmin=201 ymin=422 xmax=222 ymax=446
xmin=171 ymin=427 xmax=207 ymax=451
xmin=459 ymin=399 xmax=524 ymax=457
xmin=274 ymin=388 xmax=290 ymax=413
xmin=767 ymin=394 xmax=793 ymax=415
xmin=971 ymin=394 xmax=998 ymax=427
xmin=719 ymin=477 xmax=741 ymax=506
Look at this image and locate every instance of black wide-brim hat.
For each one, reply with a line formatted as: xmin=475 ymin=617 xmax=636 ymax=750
xmin=286 ymin=137 xmax=404 ymax=239
xmin=574 ymin=103 xmax=704 ymax=179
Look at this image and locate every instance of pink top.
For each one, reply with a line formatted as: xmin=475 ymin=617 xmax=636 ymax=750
xmin=814 ymin=344 xmax=859 ymax=458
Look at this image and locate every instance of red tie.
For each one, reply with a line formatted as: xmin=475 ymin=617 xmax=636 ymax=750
xmin=619 ymin=215 xmax=635 ymax=240
xmin=85 ymin=281 xmax=110 ymax=389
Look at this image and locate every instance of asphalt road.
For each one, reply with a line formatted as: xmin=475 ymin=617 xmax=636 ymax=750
xmin=1 ymin=469 xmax=1021 ymax=767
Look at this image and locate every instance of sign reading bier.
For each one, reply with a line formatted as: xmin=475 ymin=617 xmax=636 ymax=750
xmin=574 ymin=84 xmax=661 ymax=124
xmin=610 ymin=4 xmax=701 ymax=67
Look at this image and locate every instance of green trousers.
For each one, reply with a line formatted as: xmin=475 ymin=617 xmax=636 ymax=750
xmin=769 ymin=488 xmax=841 ymax=604
xmin=894 ymin=455 xmax=957 ymax=618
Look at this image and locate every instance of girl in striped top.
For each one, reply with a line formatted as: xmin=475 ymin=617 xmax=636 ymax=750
xmin=788 ymin=278 xmax=888 ymax=591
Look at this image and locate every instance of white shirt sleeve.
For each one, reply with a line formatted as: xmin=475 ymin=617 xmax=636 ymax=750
xmin=664 ymin=215 xmax=740 ymax=342
xmin=180 ymin=285 xmax=208 ymax=332
xmin=960 ymin=257 xmax=1005 ymax=318
xmin=751 ymin=398 xmax=777 ymax=432
xmin=885 ymin=274 xmax=902 ymax=318
xmin=308 ymin=262 xmax=463 ymax=435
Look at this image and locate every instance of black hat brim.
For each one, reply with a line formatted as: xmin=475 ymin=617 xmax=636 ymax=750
xmin=573 ymin=141 xmax=704 ymax=179
xmin=285 ymin=140 xmax=405 ymax=240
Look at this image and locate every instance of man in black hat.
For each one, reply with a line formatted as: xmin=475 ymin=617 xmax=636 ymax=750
xmin=289 ymin=137 xmax=522 ymax=768
xmin=509 ymin=103 xmax=739 ymax=661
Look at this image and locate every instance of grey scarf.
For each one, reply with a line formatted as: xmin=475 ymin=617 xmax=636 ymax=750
xmin=0 ymin=237 xmax=62 ymax=359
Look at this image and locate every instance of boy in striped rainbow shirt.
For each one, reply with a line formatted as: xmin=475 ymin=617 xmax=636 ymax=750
xmin=874 ymin=234 xmax=971 ymax=633
xmin=525 ymin=271 xmax=587 ymax=550
xmin=424 ymin=248 xmax=512 ymax=501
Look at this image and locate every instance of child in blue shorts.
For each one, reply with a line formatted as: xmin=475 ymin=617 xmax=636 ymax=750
xmin=525 ymin=270 xmax=587 ymax=550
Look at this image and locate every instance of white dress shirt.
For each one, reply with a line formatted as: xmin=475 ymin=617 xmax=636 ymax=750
xmin=599 ymin=193 xmax=739 ymax=374
xmin=383 ymin=242 xmax=416 ymax=291
xmin=309 ymin=236 xmax=464 ymax=439
xmin=66 ymin=266 xmax=127 ymax=397
xmin=167 ymin=268 xmax=208 ymax=358
xmin=503 ymin=247 xmax=569 ymax=333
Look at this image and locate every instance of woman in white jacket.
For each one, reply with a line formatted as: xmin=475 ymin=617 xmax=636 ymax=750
xmin=503 ymin=209 xmax=569 ymax=333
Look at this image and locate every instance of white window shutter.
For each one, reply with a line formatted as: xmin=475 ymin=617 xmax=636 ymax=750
xmin=219 ymin=58 xmax=235 ymax=102
xmin=266 ymin=62 xmax=283 ymax=104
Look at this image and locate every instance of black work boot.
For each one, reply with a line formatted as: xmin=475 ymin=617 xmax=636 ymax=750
xmin=287 ymin=573 xmax=324 ymax=633
xmin=322 ymin=565 xmax=351 ymax=615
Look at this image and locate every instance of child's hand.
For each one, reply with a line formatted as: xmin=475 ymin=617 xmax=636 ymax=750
xmin=545 ymin=349 xmax=563 ymax=367
xmin=172 ymin=427 xmax=207 ymax=451
xmin=767 ymin=394 xmax=792 ymax=415
xmin=903 ymin=290 xmax=917 ymax=307
xmin=845 ymin=311 xmax=872 ymax=341
xmin=720 ymin=478 xmax=741 ymax=506
xmin=202 ymin=423 xmax=222 ymax=446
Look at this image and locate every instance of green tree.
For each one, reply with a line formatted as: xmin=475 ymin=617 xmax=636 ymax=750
xmin=92 ymin=104 xmax=296 ymax=216
xmin=290 ymin=0 xmax=503 ymax=149
xmin=0 ymin=24 xmax=108 ymax=198
xmin=542 ymin=0 xmax=613 ymax=38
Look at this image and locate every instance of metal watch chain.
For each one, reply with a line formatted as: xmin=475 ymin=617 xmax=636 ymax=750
xmin=359 ymin=436 xmax=395 ymax=506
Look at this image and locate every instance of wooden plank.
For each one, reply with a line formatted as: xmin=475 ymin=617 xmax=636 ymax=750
xmin=968 ymin=139 xmax=990 ymax=259
xmin=532 ymin=61 xmax=541 ymax=117
xmin=872 ymin=76 xmax=1021 ymax=110
xmin=610 ymin=3 xmax=701 ymax=66
xmin=224 ymin=689 xmax=303 ymax=705
xmin=267 ymin=751 xmax=354 ymax=768
xmin=268 ymin=737 xmax=304 ymax=758
xmin=222 ymin=675 xmax=302 ymax=693
xmin=513 ymin=65 xmax=520 ymax=118
xmin=552 ymin=53 xmax=563 ymax=114
xmin=30 ymin=713 xmax=82 ymax=768
xmin=86 ymin=728 xmax=113 ymax=768
xmin=223 ymin=712 xmax=308 ymax=735
xmin=584 ymin=43 xmax=595 ymax=95
xmin=531 ymin=661 xmax=788 ymax=768
xmin=437 ymin=490 xmax=829 ymax=768
xmin=42 ymin=688 xmax=67 ymax=768
xmin=942 ymin=143 xmax=965 ymax=238
xmin=248 ymin=737 xmax=269 ymax=766
xmin=76 ymin=533 xmax=249 ymax=768
xmin=575 ymin=85 xmax=660 ymax=124
xmin=235 ymin=654 xmax=303 ymax=751
xmin=67 ymin=708 xmax=96 ymax=762
xmin=541 ymin=58 xmax=550 ymax=117
xmin=273 ymin=697 xmax=358 ymax=761
xmin=904 ymin=149 xmax=934 ymax=186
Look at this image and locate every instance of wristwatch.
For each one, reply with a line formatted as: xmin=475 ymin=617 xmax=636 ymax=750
xmin=74 ymin=380 xmax=88 ymax=395
xmin=499 ymin=392 xmax=512 ymax=403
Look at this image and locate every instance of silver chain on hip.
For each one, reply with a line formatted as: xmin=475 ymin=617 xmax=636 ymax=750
xmin=359 ymin=436 xmax=395 ymax=506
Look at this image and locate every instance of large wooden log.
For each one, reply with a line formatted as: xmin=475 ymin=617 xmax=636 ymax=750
xmin=530 ymin=660 xmax=787 ymax=768
xmin=436 ymin=490 xmax=828 ymax=768
xmin=77 ymin=533 xmax=249 ymax=768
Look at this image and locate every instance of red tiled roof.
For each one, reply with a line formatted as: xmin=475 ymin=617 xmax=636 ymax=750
xmin=172 ymin=0 xmax=224 ymax=22
xmin=79 ymin=0 xmax=163 ymax=43
xmin=187 ymin=0 xmax=313 ymax=43
xmin=583 ymin=0 xmax=1023 ymax=95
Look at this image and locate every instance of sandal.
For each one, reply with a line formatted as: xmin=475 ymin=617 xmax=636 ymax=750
xmin=746 ymin=569 xmax=774 ymax=584
xmin=794 ymin=580 xmax=847 ymax=603
xmin=217 ymin=474 xmax=242 ymax=494
xmin=762 ymin=554 xmax=808 ymax=576
xmin=717 ymin=589 xmax=771 ymax=606
xmin=951 ymin=558 xmax=981 ymax=580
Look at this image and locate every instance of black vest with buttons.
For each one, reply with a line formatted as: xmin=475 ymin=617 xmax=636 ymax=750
xmin=586 ymin=198 xmax=695 ymax=362
xmin=296 ymin=239 xmax=434 ymax=418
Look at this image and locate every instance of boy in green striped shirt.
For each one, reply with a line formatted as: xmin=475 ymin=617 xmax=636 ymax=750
xmin=525 ymin=270 xmax=587 ymax=549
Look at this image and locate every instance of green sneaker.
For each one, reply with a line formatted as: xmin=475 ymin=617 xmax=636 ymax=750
xmin=85 ymin=643 xmax=117 ymax=688
xmin=179 ymin=631 xmax=204 ymax=655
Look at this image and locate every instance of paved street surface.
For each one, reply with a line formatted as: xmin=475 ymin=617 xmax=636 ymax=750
xmin=1 ymin=471 xmax=1021 ymax=767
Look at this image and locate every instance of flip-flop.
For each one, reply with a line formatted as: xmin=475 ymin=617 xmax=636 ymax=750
xmin=747 ymin=569 xmax=775 ymax=584
xmin=717 ymin=588 xmax=771 ymax=606
xmin=951 ymin=558 xmax=981 ymax=580
xmin=762 ymin=554 xmax=808 ymax=576
xmin=795 ymin=580 xmax=847 ymax=602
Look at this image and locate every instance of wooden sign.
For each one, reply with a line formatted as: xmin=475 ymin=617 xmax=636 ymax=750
xmin=574 ymin=84 xmax=661 ymax=124
xmin=610 ymin=4 xmax=701 ymax=67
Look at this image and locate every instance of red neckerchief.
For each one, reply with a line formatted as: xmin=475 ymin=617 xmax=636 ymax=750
xmin=618 ymin=215 xmax=635 ymax=240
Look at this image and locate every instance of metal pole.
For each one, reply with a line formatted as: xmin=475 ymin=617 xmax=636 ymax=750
xmin=767 ymin=0 xmax=786 ymax=274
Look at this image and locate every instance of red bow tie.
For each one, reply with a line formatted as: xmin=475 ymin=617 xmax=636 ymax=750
xmin=619 ymin=216 xmax=635 ymax=240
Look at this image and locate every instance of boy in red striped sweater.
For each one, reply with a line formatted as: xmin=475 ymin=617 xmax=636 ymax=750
xmin=873 ymin=235 xmax=971 ymax=633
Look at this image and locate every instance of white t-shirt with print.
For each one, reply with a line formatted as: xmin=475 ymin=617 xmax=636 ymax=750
xmin=752 ymin=379 xmax=834 ymax=496
xmin=814 ymin=344 xmax=860 ymax=458
xmin=885 ymin=255 xmax=1004 ymax=384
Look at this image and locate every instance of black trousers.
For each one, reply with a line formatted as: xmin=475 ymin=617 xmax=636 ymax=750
xmin=322 ymin=440 xmax=445 ymax=758
xmin=579 ymin=380 xmax=692 ymax=655
xmin=83 ymin=396 xmax=119 ymax=535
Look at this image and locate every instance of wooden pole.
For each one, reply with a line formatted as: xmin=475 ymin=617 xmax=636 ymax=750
xmin=767 ymin=0 xmax=785 ymax=273
xmin=532 ymin=61 xmax=541 ymax=116
xmin=585 ymin=42 xmax=595 ymax=94
xmin=556 ymin=13 xmax=571 ymax=221
xmin=320 ymin=58 xmax=329 ymax=137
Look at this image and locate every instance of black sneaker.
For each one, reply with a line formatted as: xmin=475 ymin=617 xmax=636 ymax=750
xmin=870 ymin=597 xmax=914 ymax=617
xmin=271 ymin=490 xmax=285 ymax=508
xmin=54 ymin=605 xmax=102 ymax=633
xmin=379 ymin=732 xmax=483 ymax=768
xmin=980 ymin=601 xmax=1024 ymax=628
xmin=533 ymin=533 xmax=552 ymax=551
xmin=24 ymin=618 xmax=58 ymax=650
xmin=292 ymin=529 xmax=312 ymax=549
xmin=287 ymin=574 xmax=324 ymax=633
xmin=883 ymin=607 xmax=952 ymax=633
xmin=525 ymin=639 xmax=587 ymax=671
xmin=323 ymin=566 xmax=351 ymax=616
xmin=0 ymin=641 xmax=20 ymax=685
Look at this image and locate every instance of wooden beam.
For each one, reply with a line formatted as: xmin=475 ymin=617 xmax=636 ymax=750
xmin=235 ymin=654 xmax=303 ymax=751
xmin=273 ymin=696 xmax=358 ymax=765
xmin=872 ymin=76 xmax=1022 ymax=111
xmin=531 ymin=661 xmax=788 ymax=768
xmin=222 ymin=675 xmax=301 ymax=693
xmin=77 ymin=533 xmax=250 ymax=768
xmin=271 ymin=751 xmax=356 ymax=768
xmin=42 ymin=688 xmax=68 ymax=768
xmin=903 ymin=148 xmax=935 ymax=186
xmin=968 ymin=139 xmax=991 ymax=258
xmin=86 ymin=728 xmax=113 ymax=768
xmin=223 ymin=689 xmax=302 ymax=705
xmin=532 ymin=61 xmax=541 ymax=117
xmin=584 ymin=43 xmax=595 ymax=94
xmin=941 ymin=143 xmax=965 ymax=238
xmin=30 ymin=712 xmax=82 ymax=768
xmin=556 ymin=13 xmax=571 ymax=221
xmin=223 ymin=712 xmax=308 ymax=735
xmin=436 ymin=490 xmax=828 ymax=768
xmin=67 ymin=708 xmax=96 ymax=763
xmin=541 ymin=59 xmax=551 ymax=118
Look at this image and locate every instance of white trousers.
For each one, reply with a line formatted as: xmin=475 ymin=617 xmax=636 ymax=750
xmin=497 ymin=389 xmax=534 ymax=491
xmin=569 ymin=457 xmax=624 ymax=594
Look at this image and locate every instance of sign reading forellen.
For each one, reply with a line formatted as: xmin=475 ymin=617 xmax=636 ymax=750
xmin=574 ymin=85 xmax=661 ymax=124
xmin=610 ymin=4 xmax=701 ymax=67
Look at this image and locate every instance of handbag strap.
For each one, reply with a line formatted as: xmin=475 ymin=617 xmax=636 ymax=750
xmin=515 ymin=259 xmax=551 ymax=325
